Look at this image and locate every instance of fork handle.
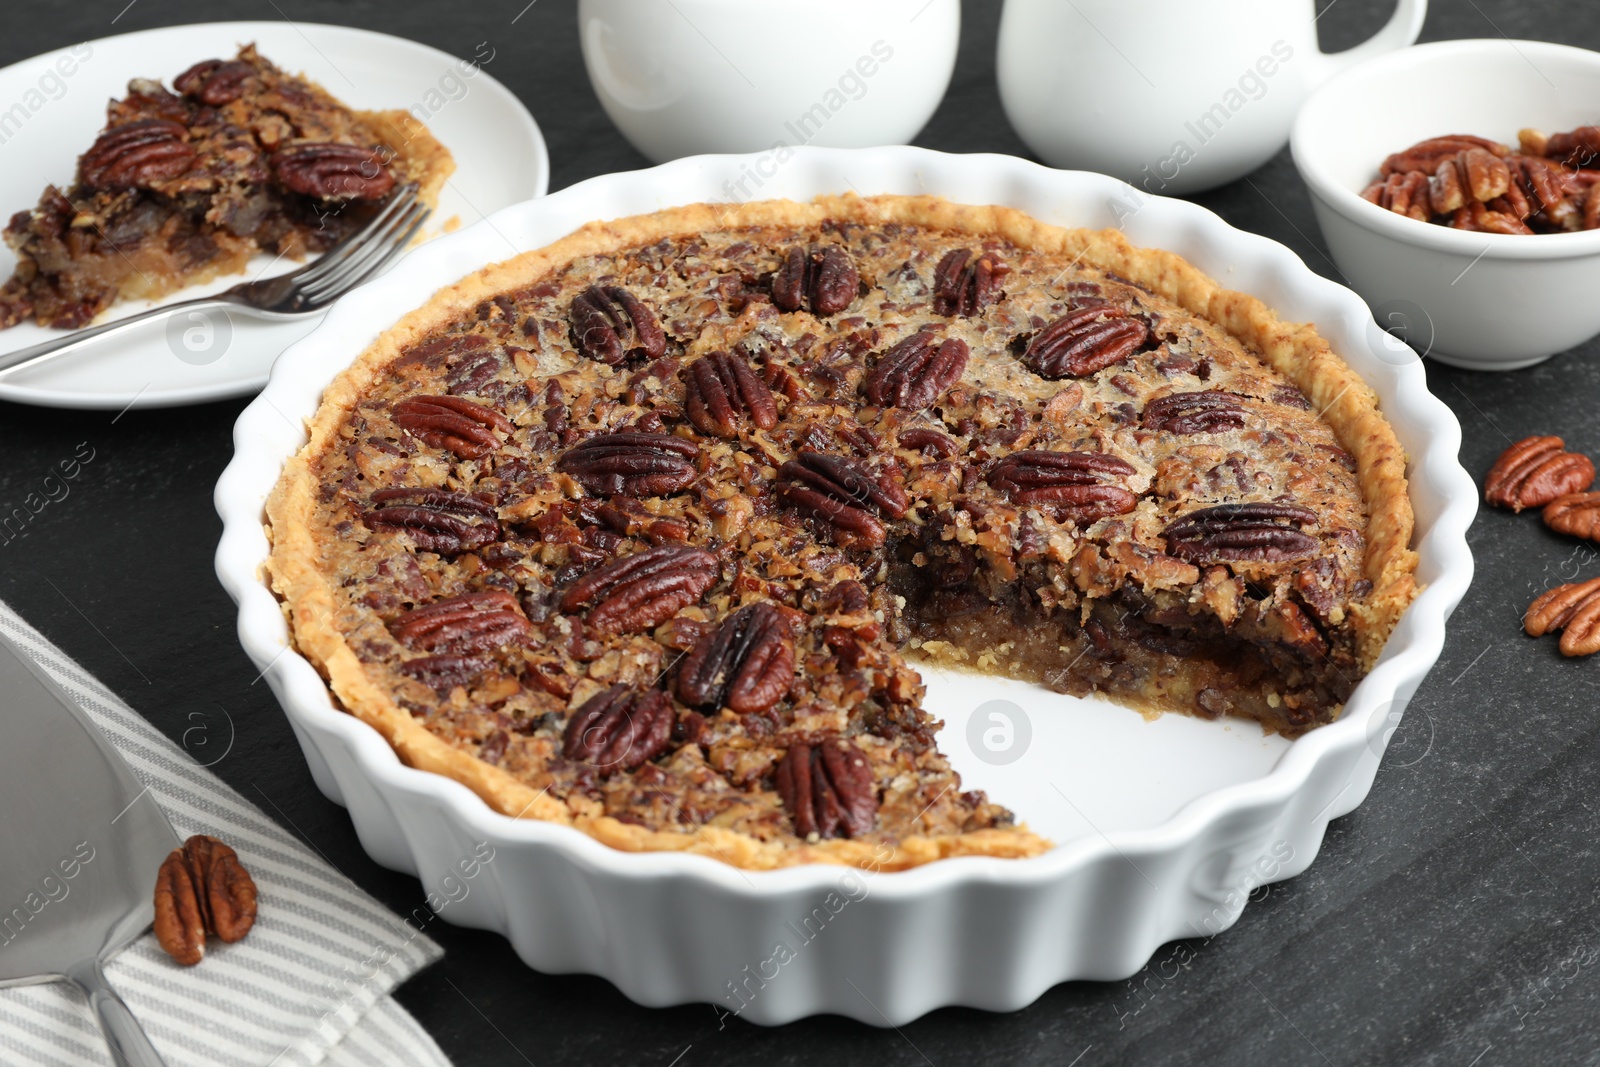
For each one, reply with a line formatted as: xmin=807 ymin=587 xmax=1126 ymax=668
xmin=66 ymin=958 xmax=170 ymax=1067
xmin=0 ymin=296 xmax=234 ymax=380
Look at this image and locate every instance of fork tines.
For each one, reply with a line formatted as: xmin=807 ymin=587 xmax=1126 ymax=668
xmin=297 ymin=183 xmax=428 ymax=302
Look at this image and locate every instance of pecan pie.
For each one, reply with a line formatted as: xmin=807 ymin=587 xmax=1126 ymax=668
xmin=267 ymin=195 xmax=1417 ymax=870
xmin=0 ymin=45 xmax=452 ymax=330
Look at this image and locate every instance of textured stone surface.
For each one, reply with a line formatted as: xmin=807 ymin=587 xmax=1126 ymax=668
xmin=3 ymin=1 xmax=1598 ymax=1063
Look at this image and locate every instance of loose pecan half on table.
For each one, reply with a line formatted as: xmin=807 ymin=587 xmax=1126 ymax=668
xmin=1525 ymin=577 xmax=1600 ymax=657
xmin=153 ymin=835 xmax=258 ymax=966
xmin=1484 ymin=436 xmax=1595 ymax=512
xmin=1544 ymin=492 xmax=1600 ymax=541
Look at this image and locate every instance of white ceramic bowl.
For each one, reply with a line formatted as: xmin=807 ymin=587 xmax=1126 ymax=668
xmin=1292 ymin=38 xmax=1600 ymax=371
xmin=577 ymin=0 xmax=958 ymax=163
xmin=214 ymin=147 xmax=1477 ymax=1025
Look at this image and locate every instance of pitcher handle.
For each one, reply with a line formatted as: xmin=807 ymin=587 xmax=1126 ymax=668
xmin=1309 ymin=0 xmax=1427 ymax=82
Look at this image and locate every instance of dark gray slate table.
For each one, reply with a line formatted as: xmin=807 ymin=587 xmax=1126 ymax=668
xmin=2 ymin=2 xmax=1597 ymax=1064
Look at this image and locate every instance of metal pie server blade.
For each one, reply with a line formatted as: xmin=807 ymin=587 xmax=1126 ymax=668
xmin=0 ymin=631 xmax=180 ymax=1067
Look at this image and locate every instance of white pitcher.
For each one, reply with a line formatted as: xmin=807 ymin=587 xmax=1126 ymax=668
xmin=997 ymin=0 xmax=1426 ymax=194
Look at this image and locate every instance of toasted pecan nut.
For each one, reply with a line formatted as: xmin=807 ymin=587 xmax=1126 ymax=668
xmin=1362 ymin=172 xmax=1432 ymax=220
xmin=1483 ymin=191 xmax=1528 ymax=223
xmin=173 ymin=58 xmax=255 ymax=105
xmin=862 ymin=332 xmax=969 ymax=410
xmin=1510 ymin=155 xmax=1582 ymax=230
xmin=986 ymin=450 xmax=1138 ymax=522
xmin=555 ymin=432 xmax=699 ymax=497
xmin=391 ymin=591 xmax=533 ymax=653
xmin=1541 ymin=125 xmax=1600 ymax=168
xmin=1380 ymin=134 xmax=1508 ymax=176
xmin=1162 ymin=502 xmax=1320 ymax=564
xmin=563 ymin=685 xmax=676 ymax=773
xmin=1424 ymin=156 xmax=1465 ymax=215
xmin=569 ymin=285 xmax=666 ymax=365
xmin=1446 ymin=200 xmax=1535 ymax=235
xmin=364 ymin=487 xmax=500 ymax=555
xmin=589 ymin=499 xmax=691 ymax=544
xmin=932 ymin=248 xmax=1009 ymax=317
xmin=392 ymin=395 xmax=514 ymax=460
xmin=80 ymin=119 xmax=196 ymax=190
xmin=397 ymin=653 xmax=492 ymax=694
xmin=676 ymin=602 xmax=796 ymax=713
xmin=173 ymin=59 xmax=223 ymax=96
xmin=1484 ymin=436 xmax=1596 ymax=511
xmin=271 ymin=142 xmax=395 ymax=200
xmin=683 ymin=350 xmax=778 ymax=438
xmin=1141 ymin=390 xmax=1248 ymax=434
xmin=560 ymin=544 xmax=719 ymax=633
xmin=775 ymin=738 xmax=878 ymax=839
xmin=898 ymin=426 xmax=959 ymax=458
xmin=391 ymin=332 xmax=492 ymax=376
xmin=772 ymin=244 xmax=858 ymax=316
xmin=1525 ymin=576 xmax=1600 ymax=656
xmin=1544 ymin=492 xmax=1600 ymax=540
xmin=154 ymin=835 xmax=258 ymax=966
xmin=1558 ymin=596 xmax=1600 ymax=656
xmin=153 ymin=847 xmax=206 ymax=966
xmin=778 ymin=452 xmax=909 ymax=549
xmin=1524 ymin=577 xmax=1600 ymax=636
xmin=1489 ymin=186 xmax=1532 ymax=223
xmin=448 ymin=347 xmax=505 ymax=395
xmin=1428 ymin=148 xmax=1512 ymax=214
xmin=1021 ymin=306 xmax=1150 ymax=379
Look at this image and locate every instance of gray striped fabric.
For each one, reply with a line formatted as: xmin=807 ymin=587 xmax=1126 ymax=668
xmin=0 ymin=599 xmax=452 ymax=1067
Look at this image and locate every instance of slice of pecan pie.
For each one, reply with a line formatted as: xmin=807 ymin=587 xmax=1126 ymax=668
xmin=0 ymin=45 xmax=452 ymax=330
xmin=266 ymin=195 xmax=1417 ymax=870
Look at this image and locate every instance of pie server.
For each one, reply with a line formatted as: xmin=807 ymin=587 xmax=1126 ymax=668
xmin=0 ymin=630 xmax=178 ymax=1066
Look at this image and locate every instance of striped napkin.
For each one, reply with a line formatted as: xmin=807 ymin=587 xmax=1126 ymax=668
xmin=0 ymin=599 xmax=452 ymax=1067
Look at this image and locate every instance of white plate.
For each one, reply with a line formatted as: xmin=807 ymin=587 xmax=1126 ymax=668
xmin=214 ymin=147 xmax=1478 ymax=1025
xmin=0 ymin=21 xmax=548 ymax=410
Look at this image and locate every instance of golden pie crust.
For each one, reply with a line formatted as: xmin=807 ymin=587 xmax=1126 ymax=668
xmin=266 ymin=194 xmax=1417 ymax=870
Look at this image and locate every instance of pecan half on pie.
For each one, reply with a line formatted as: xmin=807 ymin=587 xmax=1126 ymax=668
xmin=0 ymin=45 xmax=452 ymax=330
xmin=268 ymin=195 xmax=1417 ymax=870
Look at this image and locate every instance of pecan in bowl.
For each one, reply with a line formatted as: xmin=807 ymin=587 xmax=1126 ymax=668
xmin=1293 ymin=40 xmax=1600 ymax=369
xmin=1362 ymin=127 xmax=1600 ymax=235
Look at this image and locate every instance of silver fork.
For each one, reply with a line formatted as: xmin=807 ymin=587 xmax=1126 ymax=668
xmin=0 ymin=182 xmax=428 ymax=380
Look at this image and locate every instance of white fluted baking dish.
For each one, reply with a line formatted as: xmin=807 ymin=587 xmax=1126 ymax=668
xmin=214 ymin=147 xmax=1477 ymax=1025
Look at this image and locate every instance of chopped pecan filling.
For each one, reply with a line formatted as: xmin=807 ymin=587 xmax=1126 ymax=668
xmin=296 ymin=217 xmax=1375 ymax=855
